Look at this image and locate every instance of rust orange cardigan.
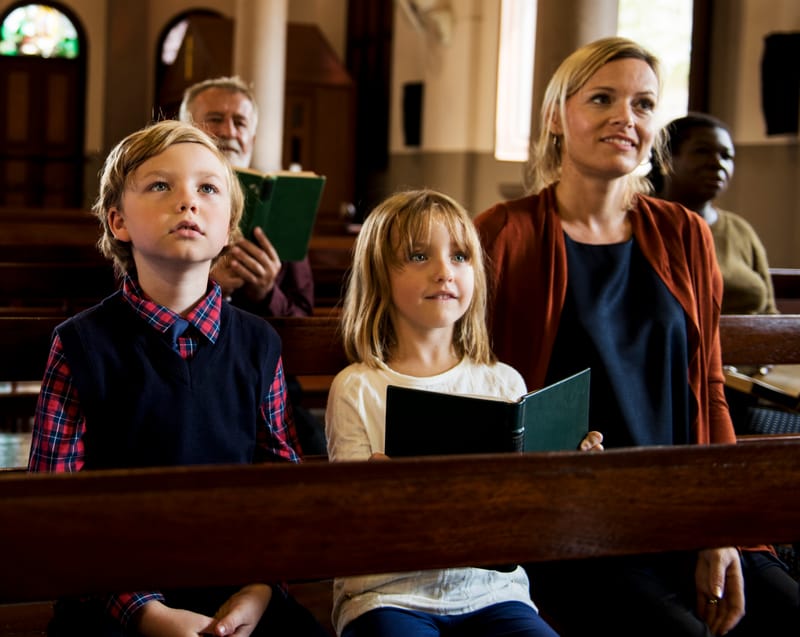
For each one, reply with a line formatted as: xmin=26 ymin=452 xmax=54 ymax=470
xmin=475 ymin=184 xmax=736 ymax=446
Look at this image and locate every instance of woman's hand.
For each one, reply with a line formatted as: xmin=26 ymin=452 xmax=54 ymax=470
xmin=695 ymin=547 xmax=745 ymax=635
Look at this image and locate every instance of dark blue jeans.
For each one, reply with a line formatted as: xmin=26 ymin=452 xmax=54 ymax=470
xmin=341 ymin=601 xmax=558 ymax=637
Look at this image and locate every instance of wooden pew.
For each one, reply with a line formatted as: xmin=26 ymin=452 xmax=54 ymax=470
xmin=718 ymin=314 xmax=800 ymax=366
xmin=3 ymin=313 xmax=800 ymax=429
xmin=0 ymin=315 xmax=346 ymax=431
xmin=306 ymin=234 xmax=354 ymax=308
xmin=770 ymin=268 xmax=800 ymax=314
xmin=0 ymin=208 xmax=354 ymax=311
xmin=0 ymin=261 xmax=120 ymax=313
xmin=0 ymin=208 xmax=115 ymax=313
xmin=1 ymin=439 xmax=798 ymax=603
xmin=1 ymin=314 xmax=799 ymax=632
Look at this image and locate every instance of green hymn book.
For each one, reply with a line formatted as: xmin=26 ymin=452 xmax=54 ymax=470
xmin=236 ymin=168 xmax=326 ymax=261
xmin=384 ymin=368 xmax=591 ymax=457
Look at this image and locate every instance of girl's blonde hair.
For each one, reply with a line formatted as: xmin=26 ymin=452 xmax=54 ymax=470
xmin=525 ymin=36 xmax=667 ymax=208
xmin=92 ymin=119 xmax=244 ymax=276
xmin=341 ymin=189 xmax=494 ymax=367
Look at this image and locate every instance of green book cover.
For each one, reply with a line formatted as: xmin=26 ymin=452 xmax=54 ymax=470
xmin=384 ymin=368 xmax=590 ymax=457
xmin=236 ymin=168 xmax=326 ymax=261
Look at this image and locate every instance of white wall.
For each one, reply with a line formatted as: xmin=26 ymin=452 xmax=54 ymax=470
xmin=390 ymin=0 xmax=501 ymax=154
xmin=716 ymin=0 xmax=800 ymax=145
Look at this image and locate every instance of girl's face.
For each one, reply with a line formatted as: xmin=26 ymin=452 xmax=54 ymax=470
xmin=388 ymin=219 xmax=475 ymax=339
xmin=108 ymin=142 xmax=232 ymax=274
xmin=556 ymin=57 xmax=659 ymax=181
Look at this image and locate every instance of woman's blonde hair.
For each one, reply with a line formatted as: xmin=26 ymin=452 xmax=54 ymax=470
xmin=341 ymin=189 xmax=494 ymax=367
xmin=525 ymin=36 xmax=667 ymax=207
xmin=92 ymin=119 xmax=244 ymax=276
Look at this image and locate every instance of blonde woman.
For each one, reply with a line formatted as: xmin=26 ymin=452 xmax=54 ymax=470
xmin=476 ymin=36 xmax=799 ymax=637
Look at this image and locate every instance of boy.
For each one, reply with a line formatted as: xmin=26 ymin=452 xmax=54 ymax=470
xmin=29 ymin=120 xmax=328 ymax=637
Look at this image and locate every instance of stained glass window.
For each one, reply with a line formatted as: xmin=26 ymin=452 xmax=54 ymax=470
xmin=0 ymin=4 xmax=79 ymax=58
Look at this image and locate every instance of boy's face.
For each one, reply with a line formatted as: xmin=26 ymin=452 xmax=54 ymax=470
xmin=108 ymin=142 xmax=232 ymax=274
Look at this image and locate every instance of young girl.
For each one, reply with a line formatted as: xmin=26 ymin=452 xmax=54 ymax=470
xmin=325 ymin=189 xmax=601 ymax=637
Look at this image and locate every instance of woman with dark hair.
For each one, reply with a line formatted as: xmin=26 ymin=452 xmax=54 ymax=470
xmin=651 ymin=112 xmax=777 ymax=315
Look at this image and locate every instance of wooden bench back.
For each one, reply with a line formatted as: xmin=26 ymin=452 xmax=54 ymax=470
xmin=1 ymin=438 xmax=798 ymax=603
xmin=0 ymin=315 xmax=348 ymax=384
xmin=0 ymin=261 xmax=120 ymax=312
xmin=770 ymin=268 xmax=800 ymax=314
xmin=3 ymin=313 xmax=797 ymax=383
xmin=0 ymin=211 xmax=354 ymax=311
xmin=717 ymin=314 xmax=800 ymax=365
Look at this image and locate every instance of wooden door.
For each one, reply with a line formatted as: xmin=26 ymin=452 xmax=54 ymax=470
xmin=0 ymin=56 xmax=85 ymax=207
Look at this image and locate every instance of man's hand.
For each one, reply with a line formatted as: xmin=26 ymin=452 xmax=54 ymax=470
xmin=695 ymin=547 xmax=745 ymax=635
xmin=212 ymin=227 xmax=281 ymax=302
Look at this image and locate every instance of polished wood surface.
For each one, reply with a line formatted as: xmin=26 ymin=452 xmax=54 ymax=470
xmin=1 ymin=439 xmax=798 ymax=602
xmin=718 ymin=314 xmax=800 ymax=366
xmin=0 ymin=209 xmax=355 ymax=311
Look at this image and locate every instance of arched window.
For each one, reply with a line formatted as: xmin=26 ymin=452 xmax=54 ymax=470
xmin=0 ymin=3 xmax=78 ymax=58
xmin=494 ymin=0 xmax=696 ymax=163
xmin=617 ymin=0 xmax=694 ymax=129
xmin=153 ymin=9 xmax=233 ymax=120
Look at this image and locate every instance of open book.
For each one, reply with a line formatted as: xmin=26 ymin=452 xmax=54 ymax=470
xmin=236 ymin=168 xmax=326 ymax=261
xmin=384 ymin=368 xmax=590 ymax=457
xmin=724 ymin=365 xmax=800 ymax=411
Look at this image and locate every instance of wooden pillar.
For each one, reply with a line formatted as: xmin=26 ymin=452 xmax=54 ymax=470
xmin=234 ymin=0 xmax=288 ymax=172
xmin=529 ymin=0 xmax=618 ymax=139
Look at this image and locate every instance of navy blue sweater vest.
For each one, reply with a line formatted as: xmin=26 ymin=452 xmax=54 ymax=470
xmin=56 ymin=292 xmax=282 ymax=469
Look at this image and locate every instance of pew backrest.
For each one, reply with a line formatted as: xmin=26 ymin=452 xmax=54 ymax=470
xmin=1 ymin=439 xmax=799 ymax=603
xmin=0 ymin=315 xmax=347 ymax=383
xmin=717 ymin=314 xmax=800 ymax=366
xmin=770 ymin=268 xmax=800 ymax=314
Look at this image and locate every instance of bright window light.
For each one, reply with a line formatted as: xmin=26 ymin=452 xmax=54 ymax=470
xmin=494 ymin=0 xmax=536 ymax=162
xmin=617 ymin=0 xmax=693 ymax=129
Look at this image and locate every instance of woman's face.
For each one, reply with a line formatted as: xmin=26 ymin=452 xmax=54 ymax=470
xmin=671 ymin=125 xmax=735 ymax=203
xmin=556 ymin=57 xmax=659 ymax=182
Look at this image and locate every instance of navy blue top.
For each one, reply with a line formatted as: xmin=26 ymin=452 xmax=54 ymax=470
xmin=545 ymin=234 xmax=692 ymax=448
xmin=56 ymin=292 xmax=283 ymax=468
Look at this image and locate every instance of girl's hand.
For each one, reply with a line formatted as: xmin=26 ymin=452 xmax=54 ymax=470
xmin=579 ymin=430 xmax=604 ymax=451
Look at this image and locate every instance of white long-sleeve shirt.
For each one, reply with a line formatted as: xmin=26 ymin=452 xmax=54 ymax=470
xmin=325 ymin=358 xmax=536 ymax=635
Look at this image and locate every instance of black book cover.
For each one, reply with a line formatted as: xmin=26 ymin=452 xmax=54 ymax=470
xmin=384 ymin=368 xmax=590 ymax=457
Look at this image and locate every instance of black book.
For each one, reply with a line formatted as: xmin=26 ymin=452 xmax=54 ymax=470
xmin=384 ymin=368 xmax=590 ymax=457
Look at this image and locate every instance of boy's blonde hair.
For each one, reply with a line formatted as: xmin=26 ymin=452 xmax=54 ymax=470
xmin=92 ymin=120 xmax=244 ymax=276
xmin=341 ymin=189 xmax=494 ymax=367
xmin=525 ymin=36 xmax=667 ymax=208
